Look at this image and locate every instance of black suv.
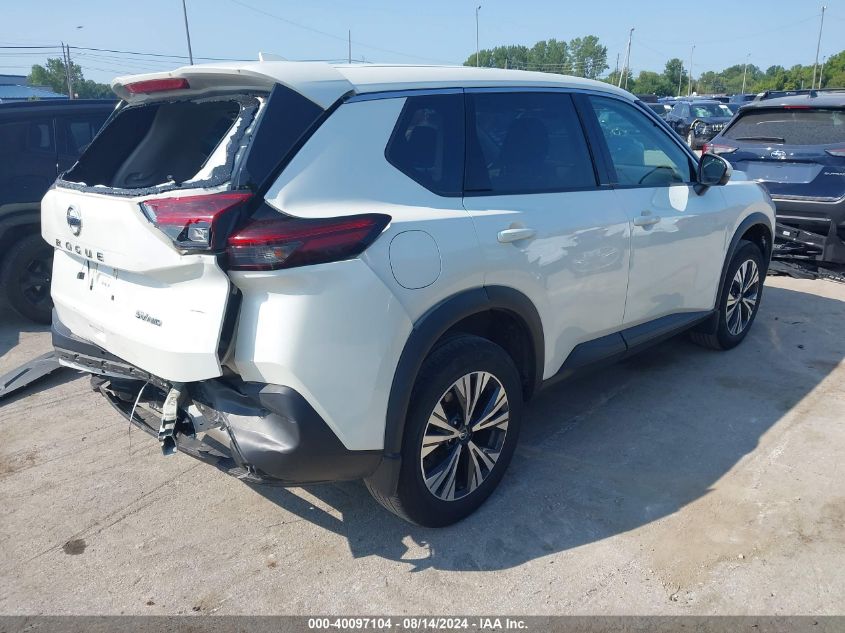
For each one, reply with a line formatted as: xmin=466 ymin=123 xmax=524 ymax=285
xmin=665 ymin=99 xmax=735 ymax=149
xmin=0 ymin=99 xmax=114 ymax=322
xmin=705 ymin=93 xmax=845 ymax=265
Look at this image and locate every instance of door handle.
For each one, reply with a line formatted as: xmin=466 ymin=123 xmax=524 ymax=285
xmin=633 ymin=214 xmax=661 ymax=227
xmin=497 ymin=228 xmax=536 ymax=243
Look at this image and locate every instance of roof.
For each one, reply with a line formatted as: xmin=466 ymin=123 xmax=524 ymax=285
xmin=0 ymin=84 xmax=67 ymax=102
xmin=742 ymin=93 xmax=845 ymax=109
xmin=0 ymin=99 xmax=116 ymax=114
xmin=0 ymin=74 xmax=27 ymax=85
xmin=112 ymin=61 xmax=634 ymax=108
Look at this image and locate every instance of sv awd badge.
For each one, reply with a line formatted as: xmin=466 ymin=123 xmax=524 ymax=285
xmin=135 ymin=310 xmax=162 ymax=327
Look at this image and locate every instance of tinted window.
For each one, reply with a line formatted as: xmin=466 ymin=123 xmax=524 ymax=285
xmin=465 ymin=92 xmax=595 ymax=194
xmin=723 ymin=108 xmax=845 ymax=145
xmin=589 ymin=96 xmax=694 ymax=186
xmin=385 ymin=93 xmax=464 ymax=196
xmin=61 ymin=114 xmax=108 ymax=155
xmin=690 ymin=103 xmax=733 ymax=118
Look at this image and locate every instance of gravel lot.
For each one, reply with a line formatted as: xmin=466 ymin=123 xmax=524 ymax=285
xmin=1 ymin=276 xmax=843 ymax=615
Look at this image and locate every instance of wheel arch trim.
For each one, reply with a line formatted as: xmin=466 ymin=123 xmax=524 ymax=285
xmin=382 ymin=285 xmax=544 ymax=458
xmin=718 ymin=212 xmax=773 ymax=302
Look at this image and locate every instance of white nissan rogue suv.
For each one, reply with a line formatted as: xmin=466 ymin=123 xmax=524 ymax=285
xmin=42 ymin=62 xmax=774 ymax=526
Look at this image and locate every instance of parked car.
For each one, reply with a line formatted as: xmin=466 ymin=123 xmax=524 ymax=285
xmin=665 ymin=99 xmax=735 ymax=149
xmin=44 ymin=63 xmax=774 ymax=526
xmin=754 ymin=88 xmax=845 ymax=102
xmin=0 ymin=99 xmax=114 ymax=322
xmin=704 ymin=93 xmax=845 ymax=265
xmin=730 ymin=93 xmax=756 ymax=104
xmin=647 ymin=102 xmax=672 ymax=119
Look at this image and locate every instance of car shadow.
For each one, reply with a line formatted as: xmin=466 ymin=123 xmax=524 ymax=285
xmin=0 ymin=303 xmax=49 ymax=361
xmin=247 ymin=284 xmax=845 ymax=571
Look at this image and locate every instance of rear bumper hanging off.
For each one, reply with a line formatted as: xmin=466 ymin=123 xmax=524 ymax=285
xmin=53 ymin=316 xmax=383 ymax=486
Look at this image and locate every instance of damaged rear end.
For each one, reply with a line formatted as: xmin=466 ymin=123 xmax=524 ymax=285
xmin=43 ymin=63 xmax=378 ymax=482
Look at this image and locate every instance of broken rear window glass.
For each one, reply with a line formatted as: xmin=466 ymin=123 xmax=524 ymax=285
xmin=61 ymin=96 xmax=260 ymax=193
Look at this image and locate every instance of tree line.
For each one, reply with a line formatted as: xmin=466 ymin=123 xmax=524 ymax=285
xmin=465 ymin=39 xmax=845 ymax=95
xmin=27 ymin=59 xmax=113 ymax=99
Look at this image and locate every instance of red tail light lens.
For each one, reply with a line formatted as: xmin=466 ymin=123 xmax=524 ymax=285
xmin=125 ymin=78 xmax=190 ymax=95
xmin=702 ymin=143 xmax=737 ymax=155
xmin=227 ymin=213 xmax=391 ymax=271
xmin=825 ymin=148 xmax=845 ymax=157
xmin=140 ymin=192 xmax=252 ymax=251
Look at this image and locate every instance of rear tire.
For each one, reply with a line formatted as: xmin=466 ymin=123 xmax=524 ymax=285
xmin=2 ymin=232 xmax=53 ymax=324
xmin=691 ymin=241 xmax=764 ymax=350
xmin=367 ymin=335 xmax=523 ymax=527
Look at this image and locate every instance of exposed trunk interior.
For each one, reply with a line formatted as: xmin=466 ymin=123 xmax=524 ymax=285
xmin=62 ymin=98 xmax=247 ymax=190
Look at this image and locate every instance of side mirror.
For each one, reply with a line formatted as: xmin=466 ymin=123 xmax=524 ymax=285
xmin=696 ymin=153 xmax=732 ymax=193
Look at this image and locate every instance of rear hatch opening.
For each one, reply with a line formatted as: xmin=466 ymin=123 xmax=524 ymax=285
xmin=59 ymin=93 xmax=264 ymax=196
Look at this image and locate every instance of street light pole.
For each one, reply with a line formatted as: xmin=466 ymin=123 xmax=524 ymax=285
xmin=475 ymin=5 xmax=481 ymax=67
xmin=741 ymin=52 xmax=750 ymax=94
xmin=811 ymin=5 xmax=826 ymax=89
xmin=618 ymin=27 xmax=634 ymax=89
xmin=688 ymin=44 xmax=695 ymax=96
xmin=181 ymin=0 xmax=194 ymax=65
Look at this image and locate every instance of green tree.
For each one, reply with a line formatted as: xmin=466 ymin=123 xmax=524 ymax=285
xmin=464 ymin=35 xmax=606 ymax=78
xmin=28 ymin=57 xmax=112 ymax=98
xmin=634 ymin=70 xmax=672 ymax=96
xmin=568 ymin=35 xmax=608 ymax=79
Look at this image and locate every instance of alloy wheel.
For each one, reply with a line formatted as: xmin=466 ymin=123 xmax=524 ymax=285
xmin=19 ymin=253 xmax=52 ymax=309
xmin=420 ymin=371 xmax=509 ymax=501
xmin=726 ymin=258 xmax=760 ymax=336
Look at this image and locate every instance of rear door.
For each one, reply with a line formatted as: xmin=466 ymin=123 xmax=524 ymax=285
xmin=581 ymin=95 xmax=729 ymax=325
xmin=461 ymin=90 xmax=631 ymax=377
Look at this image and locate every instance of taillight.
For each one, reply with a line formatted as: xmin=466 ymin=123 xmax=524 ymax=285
xmin=140 ymin=192 xmax=252 ymax=252
xmin=125 ymin=78 xmax=190 ymax=95
xmin=226 ymin=213 xmax=391 ymax=271
xmin=702 ymin=143 xmax=737 ymax=155
xmin=826 ymin=148 xmax=845 ymax=157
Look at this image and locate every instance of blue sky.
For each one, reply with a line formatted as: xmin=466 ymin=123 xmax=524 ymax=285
xmin=1 ymin=0 xmax=843 ymax=84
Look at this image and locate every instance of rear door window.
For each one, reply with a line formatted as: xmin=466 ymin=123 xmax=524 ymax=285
xmin=723 ymin=108 xmax=845 ymax=145
xmin=385 ymin=93 xmax=464 ymax=196
xmin=59 ymin=114 xmax=109 ymax=156
xmin=465 ymin=91 xmax=596 ymax=194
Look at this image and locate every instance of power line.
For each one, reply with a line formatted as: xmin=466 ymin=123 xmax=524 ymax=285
xmin=227 ymin=0 xmax=459 ymax=65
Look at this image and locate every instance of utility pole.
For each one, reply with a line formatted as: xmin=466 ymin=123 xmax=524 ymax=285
xmin=348 ymin=30 xmax=352 ymax=64
xmin=614 ymin=53 xmax=619 ymax=79
xmin=688 ymin=44 xmax=695 ymax=96
xmin=61 ymin=42 xmax=74 ymax=99
xmin=677 ymin=63 xmax=683 ymax=97
xmin=811 ymin=6 xmax=826 ymax=89
xmin=741 ymin=52 xmax=750 ymax=94
xmin=181 ymin=0 xmax=194 ymax=64
xmin=618 ymin=27 xmax=634 ymax=89
xmin=818 ymin=55 xmax=827 ymax=89
xmin=475 ymin=5 xmax=481 ymax=67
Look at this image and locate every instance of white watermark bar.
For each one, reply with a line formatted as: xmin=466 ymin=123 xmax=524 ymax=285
xmin=0 ymin=617 xmax=843 ymax=633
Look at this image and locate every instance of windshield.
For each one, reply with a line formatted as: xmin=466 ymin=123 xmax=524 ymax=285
xmin=690 ymin=103 xmax=733 ymax=118
xmin=723 ymin=108 xmax=845 ymax=145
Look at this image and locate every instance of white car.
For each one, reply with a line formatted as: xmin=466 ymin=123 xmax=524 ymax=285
xmin=42 ymin=62 xmax=774 ymax=526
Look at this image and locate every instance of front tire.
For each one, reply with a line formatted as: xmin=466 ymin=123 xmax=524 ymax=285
xmin=686 ymin=129 xmax=697 ymax=150
xmin=368 ymin=335 xmax=523 ymax=527
xmin=691 ymin=241 xmax=764 ymax=350
xmin=2 ymin=232 xmax=54 ymax=324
